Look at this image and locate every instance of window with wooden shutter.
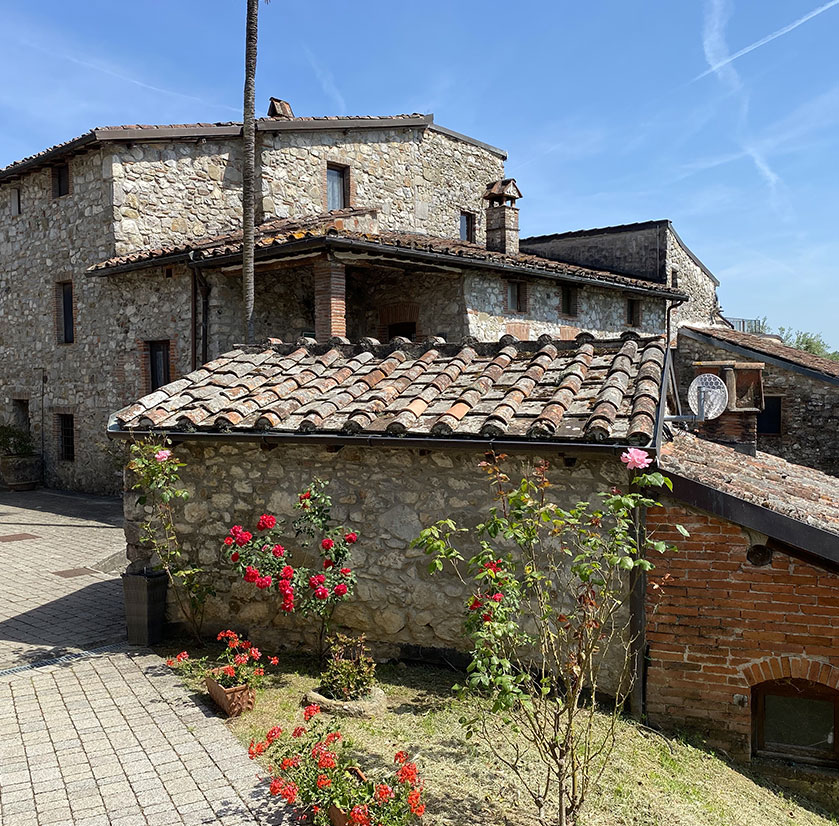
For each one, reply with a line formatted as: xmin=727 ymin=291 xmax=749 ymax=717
xmin=560 ymin=285 xmax=578 ymax=317
xmin=52 ymin=163 xmax=70 ymax=198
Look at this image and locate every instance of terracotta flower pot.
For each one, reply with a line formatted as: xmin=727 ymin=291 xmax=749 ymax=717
xmin=327 ymin=767 xmax=367 ymax=826
xmin=205 ymin=668 xmax=255 ymax=717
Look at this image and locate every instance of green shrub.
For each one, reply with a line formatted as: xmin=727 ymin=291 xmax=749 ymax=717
xmin=0 ymin=425 xmax=34 ymax=457
xmin=320 ymin=633 xmax=376 ymax=701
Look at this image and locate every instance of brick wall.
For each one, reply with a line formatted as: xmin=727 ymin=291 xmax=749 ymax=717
xmin=645 ymin=503 xmax=839 ymax=759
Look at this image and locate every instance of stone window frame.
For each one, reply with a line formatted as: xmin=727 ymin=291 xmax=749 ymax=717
xmin=459 ymin=210 xmax=476 ymax=243
xmin=54 ymin=280 xmax=76 ymax=345
xmin=558 ymin=284 xmax=579 ymax=319
xmin=10 ymin=186 xmax=21 ymax=216
xmin=53 ymin=409 xmax=76 ymax=463
xmin=324 ymin=161 xmax=353 ymax=212
xmin=756 ymin=394 xmax=784 ymax=436
xmin=625 ymin=296 xmax=641 ymax=328
xmin=504 ymin=280 xmax=529 ymax=315
xmin=752 ymin=677 xmax=839 ymax=768
xmin=51 ymin=161 xmax=72 ymax=199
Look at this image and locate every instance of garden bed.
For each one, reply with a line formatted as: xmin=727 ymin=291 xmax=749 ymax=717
xmin=157 ymin=641 xmax=836 ymax=826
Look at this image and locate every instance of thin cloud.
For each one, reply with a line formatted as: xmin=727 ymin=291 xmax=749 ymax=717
xmin=17 ymin=36 xmax=240 ymax=114
xmin=302 ymin=45 xmax=346 ymax=113
xmin=694 ymin=0 xmax=839 ymax=82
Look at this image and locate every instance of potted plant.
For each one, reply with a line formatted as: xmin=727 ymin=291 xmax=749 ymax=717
xmin=167 ymin=629 xmax=278 ymax=717
xmin=0 ymin=424 xmax=42 ymax=491
xmin=248 ymin=704 xmax=426 ymax=824
xmin=303 ymin=634 xmax=387 ymax=718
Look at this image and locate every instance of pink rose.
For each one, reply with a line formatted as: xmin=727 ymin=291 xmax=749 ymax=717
xmin=620 ymin=448 xmax=652 ymax=470
xmin=154 ymin=449 xmax=172 ymax=462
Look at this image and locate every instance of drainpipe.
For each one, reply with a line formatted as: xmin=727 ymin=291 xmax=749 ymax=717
xmin=188 ymin=252 xmax=210 ymax=366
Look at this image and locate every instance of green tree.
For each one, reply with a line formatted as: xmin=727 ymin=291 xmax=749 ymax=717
xmin=776 ymin=327 xmax=839 ymax=361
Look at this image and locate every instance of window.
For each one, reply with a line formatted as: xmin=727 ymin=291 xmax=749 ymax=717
xmin=12 ymin=399 xmax=30 ymax=434
xmin=57 ymin=414 xmax=75 ymax=462
xmin=57 ymin=282 xmax=74 ymax=344
xmin=52 ymin=163 xmax=70 ymax=198
xmin=560 ymin=285 xmax=578 ymax=317
xmin=671 ymin=268 xmax=680 ymax=289
xmin=148 ymin=340 xmax=171 ymax=390
xmin=757 ymin=396 xmax=782 ymax=435
xmin=10 ymin=187 xmax=21 ymax=216
xmin=387 ymin=321 xmax=416 ymax=341
xmin=326 ymin=164 xmax=348 ymax=211
xmin=459 ymin=211 xmax=476 ymax=243
xmin=753 ymin=679 xmax=839 ymax=766
xmin=626 ymin=298 xmax=641 ymax=327
xmin=506 ymin=281 xmax=527 ymax=313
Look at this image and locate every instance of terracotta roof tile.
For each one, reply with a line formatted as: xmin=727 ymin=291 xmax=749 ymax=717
xmin=683 ymin=325 xmax=839 ymax=379
xmin=111 ymin=333 xmax=667 ymax=447
xmin=659 ymin=432 xmax=839 ymax=537
xmin=88 ymin=210 xmax=686 ymax=299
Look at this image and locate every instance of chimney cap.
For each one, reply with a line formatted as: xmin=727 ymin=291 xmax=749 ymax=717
xmin=267 ymin=98 xmax=294 ymax=118
xmin=484 ymin=178 xmax=522 ymax=204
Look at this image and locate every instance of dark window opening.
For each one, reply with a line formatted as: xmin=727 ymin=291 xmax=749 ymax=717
xmin=52 ymin=163 xmax=70 ymax=198
xmin=753 ymin=679 xmax=839 ymax=767
xmin=387 ymin=321 xmax=416 ymax=341
xmin=326 ymin=164 xmax=348 ymax=211
xmin=560 ymin=285 xmax=578 ymax=317
xmin=58 ymin=414 xmax=75 ymax=462
xmin=459 ymin=211 xmax=476 ymax=243
xmin=626 ymin=298 xmax=641 ymax=327
xmin=507 ymin=281 xmax=527 ymax=313
xmin=148 ymin=340 xmax=171 ymax=390
xmin=757 ymin=396 xmax=782 ymax=435
xmin=58 ymin=282 xmax=74 ymax=343
xmin=671 ymin=268 xmax=680 ymax=289
xmin=12 ymin=399 xmax=30 ymax=434
xmin=11 ymin=187 xmax=21 ymax=216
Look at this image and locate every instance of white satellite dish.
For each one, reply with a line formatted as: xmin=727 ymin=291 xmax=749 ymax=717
xmin=687 ymin=373 xmax=728 ymax=421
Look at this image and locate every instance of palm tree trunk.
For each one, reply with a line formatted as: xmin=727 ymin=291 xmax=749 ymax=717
xmin=241 ymin=0 xmax=259 ymax=344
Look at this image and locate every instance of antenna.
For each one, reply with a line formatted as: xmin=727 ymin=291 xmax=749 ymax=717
xmin=666 ymin=373 xmax=729 ymax=424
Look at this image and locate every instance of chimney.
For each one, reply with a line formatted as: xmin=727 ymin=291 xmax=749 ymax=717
xmin=267 ymin=98 xmax=294 ymax=118
xmin=484 ymin=178 xmax=523 ymax=254
xmin=691 ymin=360 xmax=765 ymax=455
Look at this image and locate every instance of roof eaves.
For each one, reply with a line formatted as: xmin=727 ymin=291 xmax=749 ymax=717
xmin=680 ymin=326 xmax=839 ymax=387
xmin=0 ymin=131 xmax=98 ymax=182
xmin=667 ymin=471 xmax=839 ymax=569
xmin=258 ymin=114 xmax=433 ymax=133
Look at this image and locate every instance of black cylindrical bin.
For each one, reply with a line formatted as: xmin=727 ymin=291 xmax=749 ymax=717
xmin=122 ymin=569 xmax=168 ymax=646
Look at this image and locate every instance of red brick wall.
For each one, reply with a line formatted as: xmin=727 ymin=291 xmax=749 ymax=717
xmin=645 ymin=504 xmax=839 ymax=757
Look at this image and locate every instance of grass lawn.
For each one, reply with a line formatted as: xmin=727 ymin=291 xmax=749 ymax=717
xmin=158 ymin=641 xmax=838 ymax=826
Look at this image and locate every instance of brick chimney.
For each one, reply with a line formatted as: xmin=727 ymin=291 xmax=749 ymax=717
xmin=691 ymin=361 xmax=765 ymax=455
xmin=484 ymin=179 xmax=522 ymax=254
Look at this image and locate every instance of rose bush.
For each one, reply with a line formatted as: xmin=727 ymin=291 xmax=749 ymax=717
xmin=221 ymin=479 xmax=359 ymax=655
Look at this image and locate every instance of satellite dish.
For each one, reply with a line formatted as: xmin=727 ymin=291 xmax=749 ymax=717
xmin=687 ymin=373 xmax=728 ymax=420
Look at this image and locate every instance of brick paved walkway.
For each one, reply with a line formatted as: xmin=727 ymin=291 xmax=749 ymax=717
xmin=0 ymin=491 xmax=289 ymax=825
xmin=0 ymin=489 xmax=127 ymax=667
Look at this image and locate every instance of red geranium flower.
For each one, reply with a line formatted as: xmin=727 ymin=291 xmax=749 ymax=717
xmin=375 ymin=784 xmax=394 ymax=803
xmin=396 ymin=762 xmax=419 ymax=785
xmin=266 ymin=726 xmax=283 ymax=743
xmin=394 ymin=751 xmax=409 ymax=765
xmin=303 ymin=704 xmax=321 ymax=721
xmin=316 ymin=774 xmax=332 ymax=789
xmin=269 ymin=656 xmax=279 ymax=665
xmin=292 ymin=726 xmax=307 ymax=738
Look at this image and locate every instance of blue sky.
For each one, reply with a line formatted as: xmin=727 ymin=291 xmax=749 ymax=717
xmin=2 ymin=1 xmax=838 ymax=345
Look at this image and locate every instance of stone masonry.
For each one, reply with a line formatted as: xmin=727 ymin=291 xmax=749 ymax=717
xmin=123 ymin=443 xmax=634 ymax=694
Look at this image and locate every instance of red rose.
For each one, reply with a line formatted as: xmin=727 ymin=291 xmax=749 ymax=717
xmin=231 ymin=525 xmax=243 ymax=536
xmin=492 ymin=593 xmax=503 ymax=602
xmin=235 ymin=531 xmax=253 ymax=547
xmin=321 ymin=538 xmax=334 ymax=551
xmin=272 ymin=544 xmax=285 ymax=558
xmin=223 ymin=536 xmax=234 ymax=546
xmin=280 ymin=566 xmax=294 ymax=580
xmin=344 ymin=532 xmax=358 ymax=544
xmin=314 ymin=586 xmax=329 ymax=600
xmin=230 ymin=551 xmax=239 ymax=563
xmin=323 ymin=559 xmax=334 ymax=569
xmin=244 ymin=566 xmax=259 ymax=583
xmin=468 ymin=597 xmax=482 ymax=611
xmin=340 ymin=567 xmax=352 ymax=577
xmin=299 ymin=491 xmax=311 ymax=500
xmin=334 ymin=583 xmax=347 ymax=597
xmin=257 ymin=513 xmax=277 ymax=531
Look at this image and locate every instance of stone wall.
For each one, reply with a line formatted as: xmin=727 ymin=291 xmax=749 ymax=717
xmin=665 ymin=227 xmax=723 ymax=329
xmin=675 ymin=332 xmax=839 ymax=476
xmin=463 ymin=272 xmax=667 ymax=340
xmin=111 ymin=126 xmax=505 ymax=255
xmin=123 ymin=442 xmax=634 ymax=691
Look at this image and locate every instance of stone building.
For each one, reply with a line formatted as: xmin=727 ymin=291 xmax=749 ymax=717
xmin=113 ymin=331 xmax=839 ymax=803
xmin=521 ymin=220 xmax=726 ymax=331
xmin=676 ymin=325 xmax=839 ymax=476
xmin=0 ymin=100 xmax=716 ymax=495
